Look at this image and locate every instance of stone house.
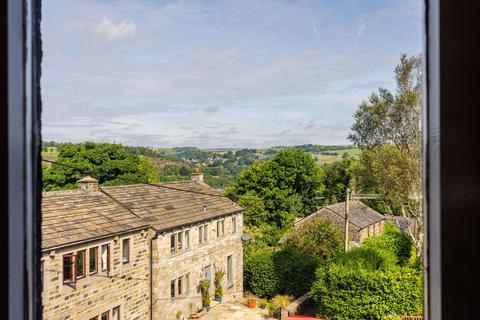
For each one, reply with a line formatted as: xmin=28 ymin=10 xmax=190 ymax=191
xmin=41 ymin=171 xmax=243 ymax=320
xmin=280 ymin=201 xmax=384 ymax=246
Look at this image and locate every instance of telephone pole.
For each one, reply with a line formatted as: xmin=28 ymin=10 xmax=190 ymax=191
xmin=345 ymin=188 xmax=350 ymax=252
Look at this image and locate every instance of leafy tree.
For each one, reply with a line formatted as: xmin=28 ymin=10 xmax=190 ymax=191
xmin=42 ymin=142 xmax=150 ymax=191
xmin=179 ymin=166 xmax=190 ymax=176
xmin=229 ymin=150 xmax=324 ymax=244
xmin=348 ymin=54 xmax=423 ymax=257
xmin=322 ymin=157 xmax=357 ymax=202
xmin=285 ymin=220 xmax=343 ymax=260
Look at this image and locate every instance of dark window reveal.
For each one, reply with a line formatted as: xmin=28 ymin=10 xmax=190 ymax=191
xmin=76 ymin=250 xmax=86 ymax=279
xmin=63 ymin=254 xmax=75 ymax=284
xmin=89 ymin=247 xmax=98 ymax=274
xmin=122 ymin=238 xmax=130 ymax=264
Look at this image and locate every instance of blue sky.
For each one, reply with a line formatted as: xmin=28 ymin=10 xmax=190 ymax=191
xmin=41 ymin=0 xmax=423 ymax=148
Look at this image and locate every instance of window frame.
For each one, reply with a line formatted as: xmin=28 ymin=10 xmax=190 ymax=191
xmin=232 ymin=215 xmax=237 ymax=234
xmin=101 ymin=244 xmax=110 ymax=272
xmin=170 ymin=279 xmax=176 ymax=299
xmin=227 ymin=255 xmax=233 ymax=288
xmin=112 ymin=306 xmax=120 ymax=320
xmin=101 ymin=311 xmax=110 ymax=320
xmin=122 ymin=238 xmax=130 ymax=264
xmin=178 ymin=275 xmax=183 ymax=296
xmin=185 ymin=272 xmax=190 ymax=293
xmin=75 ymin=249 xmax=86 ymax=279
xmin=89 ymin=246 xmax=98 ymax=275
xmin=62 ymin=253 xmax=76 ymax=285
xmin=184 ymin=229 xmax=190 ymax=249
xmin=198 ymin=225 xmax=204 ymax=244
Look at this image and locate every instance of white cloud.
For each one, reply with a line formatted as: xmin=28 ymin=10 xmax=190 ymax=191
xmin=94 ymin=17 xmax=136 ymax=41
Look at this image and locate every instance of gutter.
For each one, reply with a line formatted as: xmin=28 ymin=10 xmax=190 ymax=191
xmin=156 ymin=209 xmax=244 ymax=234
xmin=42 ymin=225 xmax=150 ymax=252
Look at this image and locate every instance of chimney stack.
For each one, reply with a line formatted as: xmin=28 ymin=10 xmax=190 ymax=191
xmin=78 ymin=173 xmax=99 ymax=192
xmin=191 ymin=168 xmax=204 ymax=184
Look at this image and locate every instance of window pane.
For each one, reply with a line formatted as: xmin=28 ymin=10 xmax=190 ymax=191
xmin=204 ymin=224 xmax=208 ymax=241
xmin=216 ymin=221 xmax=220 ymax=237
xmin=63 ymin=255 xmax=73 ymax=282
xmin=89 ymin=247 xmax=97 ymax=273
xmin=186 ymin=273 xmax=190 ymax=292
xmin=185 ymin=230 xmax=190 ymax=249
xmin=101 ymin=245 xmax=108 ymax=271
xmin=171 ymin=280 xmax=176 ymax=298
xmin=101 ymin=311 xmax=109 ymax=320
xmin=178 ymin=276 xmax=183 ymax=295
xmin=171 ymin=234 xmax=176 ymax=253
xmin=227 ymin=255 xmax=233 ymax=286
xmin=76 ymin=250 xmax=85 ymax=278
xmin=199 ymin=226 xmax=203 ymax=244
xmin=177 ymin=232 xmax=183 ymax=251
xmin=221 ymin=220 xmax=224 ymax=235
xmin=232 ymin=216 xmax=237 ymax=234
xmin=112 ymin=306 xmax=120 ymax=320
xmin=122 ymin=238 xmax=130 ymax=263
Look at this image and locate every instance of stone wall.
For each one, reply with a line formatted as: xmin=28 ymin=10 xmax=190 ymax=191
xmin=42 ymin=228 xmax=153 ymax=320
xmin=152 ymin=213 xmax=244 ymax=320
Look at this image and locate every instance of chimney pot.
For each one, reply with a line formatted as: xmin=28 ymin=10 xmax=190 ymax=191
xmin=78 ymin=174 xmax=99 ymax=193
xmin=191 ymin=168 xmax=204 ymax=184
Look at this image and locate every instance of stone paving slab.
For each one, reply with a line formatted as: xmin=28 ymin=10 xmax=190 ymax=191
xmin=200 ymin=302 xmax=270 ymax=320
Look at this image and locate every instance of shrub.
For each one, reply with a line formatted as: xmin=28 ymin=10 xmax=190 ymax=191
xmin=273 ymin=247 xmax=320 ymax=297
xmin=244 ymin=250 xmax=280 ymax=298
xmin=363 ymin=222 xmax=412 ymax=265
xmin=285 ymin=220 xmax=344 ymax=260
xmin=199 ymin=279 xmax=211 ymax=307
xmin=312 ymin=265 xmax=423 ymax=320
xmin=244 ymin=247 xmax=320 ymax=298
xmin=214 ymin=269 xmax=225 ymax=300
xmin=311 ymin=224 xmax=423 ymax=320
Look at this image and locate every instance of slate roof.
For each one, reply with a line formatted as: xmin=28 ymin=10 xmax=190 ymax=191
xmin=41 ymin=189 xmax=149 ymax=250
xmin=101 ymin=181 xmax=241 ymax=231
xmin=315 ymin=200 xmax=384 ymax=229
xmin=42 ymin=181 xmax=241 ymax=250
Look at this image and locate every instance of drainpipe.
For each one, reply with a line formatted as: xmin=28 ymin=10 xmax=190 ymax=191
xmin=150 ymin=233 xmax=158 ymax=320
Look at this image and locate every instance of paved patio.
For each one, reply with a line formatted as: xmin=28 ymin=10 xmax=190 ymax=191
xmin=199 ymin=302 xmax=270 ymax=320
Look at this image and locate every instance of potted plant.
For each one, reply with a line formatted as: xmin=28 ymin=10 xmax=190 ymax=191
xmin=258 ymin=299 xmax=269 ymax=310
xmin=244 ymin=293 xmax=257 ymax=308
xmin=214 ymin=269 xmax=225 ymax=302
xmin=199 ymin=279 xmax=211 ymax=311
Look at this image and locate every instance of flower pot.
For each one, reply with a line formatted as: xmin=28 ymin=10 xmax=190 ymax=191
xmin=247 ymin=299 xmax=257 ymax=308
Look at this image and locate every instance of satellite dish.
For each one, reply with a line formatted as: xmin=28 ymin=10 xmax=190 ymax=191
xmin=241 ymin=233 xmax=250 ymax=241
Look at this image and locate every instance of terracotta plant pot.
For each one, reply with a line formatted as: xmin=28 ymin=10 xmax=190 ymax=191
xmin=247 ymin=299 xmax=257 ymax=308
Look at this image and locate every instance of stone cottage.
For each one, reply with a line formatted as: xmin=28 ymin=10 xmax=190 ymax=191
xmin=41 ymin=179 xmax=153 ymax=320
xmin=41 ymin=171 xmax=244 ymax=320
xmin=280 ymin=201 xmax=384 ymax=246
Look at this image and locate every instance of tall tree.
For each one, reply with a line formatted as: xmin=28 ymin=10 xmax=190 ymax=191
xmin=348 ymin=54 xmax=424 ymax=257
xmin=229 ymin=150 xmax=324 ymax=244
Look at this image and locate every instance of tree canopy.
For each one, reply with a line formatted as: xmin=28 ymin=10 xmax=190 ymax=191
xmin=42 ymin=142 xmax=154 ymax=191
xmin=228 ymin=150 xmax=324 ymax=244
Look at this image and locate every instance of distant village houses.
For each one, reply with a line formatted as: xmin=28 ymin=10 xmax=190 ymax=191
xmin=41 ymin=170 xmax=244 ymax=320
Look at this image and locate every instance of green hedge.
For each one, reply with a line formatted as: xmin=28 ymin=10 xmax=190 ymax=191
xmin=312 ymin=265 xmax=423 ymax=320
xmin=244 ymin=247 xmax=320 ymax=298
xmin=311 ymin=223 xmax=423 ymax=320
